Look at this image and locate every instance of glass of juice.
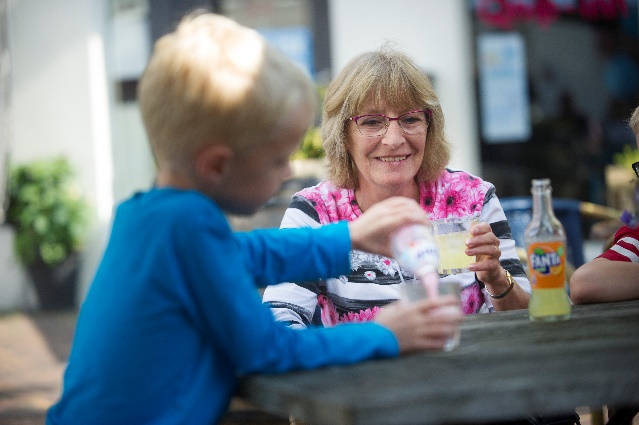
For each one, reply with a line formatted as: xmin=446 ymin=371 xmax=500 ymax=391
xmin=431 ymin=216 xmax=479 ymax=274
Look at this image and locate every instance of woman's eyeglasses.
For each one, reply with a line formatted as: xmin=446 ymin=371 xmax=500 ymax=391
xmin=349 ymin=109 xmax=432 ymax=138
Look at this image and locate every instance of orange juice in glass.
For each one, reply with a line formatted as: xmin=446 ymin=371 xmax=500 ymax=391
xmin=432 ymin=216 xmax=478 ymax=274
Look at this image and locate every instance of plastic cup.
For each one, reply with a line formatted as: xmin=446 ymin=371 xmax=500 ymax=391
xmin=432 ymin=216 xmax=479 ymax=274
xmin=399 ymin=277 xmax=461 ymax=351
xmin=437 ymin=280 xmax=461 ymax=351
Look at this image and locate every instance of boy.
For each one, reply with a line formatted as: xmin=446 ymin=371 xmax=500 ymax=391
xmin=569 ymin=105 xmax=639 ymax=303
xmin=46 ymin=13 xmax=462 ymax=425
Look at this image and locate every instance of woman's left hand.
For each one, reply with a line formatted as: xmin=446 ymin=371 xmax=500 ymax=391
xmin=464 ymin=221 xmax=530 ymax=310
xmin=465 ymin=221 xmax=502 ymax=284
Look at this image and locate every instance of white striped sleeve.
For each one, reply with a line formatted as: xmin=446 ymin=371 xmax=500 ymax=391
xmin=482 ymin=193 xmax=532 ymax=295
xmin=610 ymin=237 xmax=639 ymax=263
xmin=262 ymin=204 xmax=324 ymax=328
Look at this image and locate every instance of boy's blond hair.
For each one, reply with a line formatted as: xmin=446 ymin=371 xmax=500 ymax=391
xmin=138 ymin=12 xmax=316 ymax=172
xmin=630 ymin=106 xmax=639 ymax=136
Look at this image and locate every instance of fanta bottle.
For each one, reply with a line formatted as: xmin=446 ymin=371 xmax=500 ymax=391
xmin=524 ymin=179 xmax=571 ymax=321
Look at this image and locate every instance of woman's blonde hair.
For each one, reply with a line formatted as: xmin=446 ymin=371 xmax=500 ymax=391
xmin=322 ymin=45 xmax=450 ymax=188
xmin=138 ymin=12 xmax=316 ymax=172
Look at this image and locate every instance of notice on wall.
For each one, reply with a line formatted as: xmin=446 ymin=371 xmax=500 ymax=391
xmin=258 ymin=26 xmax=314 ymax=78
xmin=477 ymin=32 xmax=531 ymax=143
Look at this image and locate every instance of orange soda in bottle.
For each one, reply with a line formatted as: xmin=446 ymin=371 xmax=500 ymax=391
xmin=524 ymin=179 xmax=571 ymax=321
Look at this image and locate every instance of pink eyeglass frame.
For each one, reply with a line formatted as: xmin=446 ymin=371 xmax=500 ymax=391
xmin=349 ymin=109 xmax=432 ymax=124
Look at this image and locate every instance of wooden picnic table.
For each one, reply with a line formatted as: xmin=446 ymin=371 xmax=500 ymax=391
xmin=238 ymin=299 xmax=639 ymax=425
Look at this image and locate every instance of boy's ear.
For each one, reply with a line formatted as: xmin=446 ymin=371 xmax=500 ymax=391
xmin=195 ymin=144 xmax=234 ymax=183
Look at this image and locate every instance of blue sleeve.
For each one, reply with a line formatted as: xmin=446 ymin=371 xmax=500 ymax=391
xmin=181 ymin=215 xmax=399 ymax=374
xmin=233 ymin=221 xmax=352 ymax=288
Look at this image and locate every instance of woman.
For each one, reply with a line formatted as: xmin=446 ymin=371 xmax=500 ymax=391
xmin=263 ymin=45 xmax=530 ymax=328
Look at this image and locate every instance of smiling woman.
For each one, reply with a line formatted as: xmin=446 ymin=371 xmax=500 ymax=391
xmin=263 ymin=44 xmax=532 ymax=328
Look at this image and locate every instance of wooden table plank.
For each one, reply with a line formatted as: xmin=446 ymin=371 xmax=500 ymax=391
xmin=239 ymin=300 xmax=639 ymax=425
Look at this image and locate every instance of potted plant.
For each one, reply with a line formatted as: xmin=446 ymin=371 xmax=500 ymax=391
xmin=290 ymin=85 xmax=327 ymax=179
xmin=5 ymin=156 xmax=90 ymax=310
xmin=290 ymin=126 xmax=328 ymax=179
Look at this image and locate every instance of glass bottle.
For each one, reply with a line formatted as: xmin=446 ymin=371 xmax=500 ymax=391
xmin=524 ymin=178 xmax=571 ymax=321
xmin=391 ymin=224 xmax=440 ymax=301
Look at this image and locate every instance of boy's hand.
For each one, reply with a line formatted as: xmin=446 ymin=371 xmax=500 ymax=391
xmin=348 ymin=197 xmax=429 ymax=258
xmin=374 ymin=296 xmax=463 ymax=353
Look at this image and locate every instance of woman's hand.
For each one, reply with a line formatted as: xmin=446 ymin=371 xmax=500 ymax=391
xmin=465 ymin=221 xmax=502 ymax=283
xmin=374 ymin=295 xmax=463 ymax=353
xmin=466 ymin=222 xmax=529 ymax=309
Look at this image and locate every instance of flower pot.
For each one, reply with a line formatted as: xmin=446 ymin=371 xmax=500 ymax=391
xmin=26 ymin=253 xmax=79 ymax=311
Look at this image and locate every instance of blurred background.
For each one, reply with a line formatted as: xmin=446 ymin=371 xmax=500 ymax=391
xmin=0 ymin=0 xmax=638 ymax=311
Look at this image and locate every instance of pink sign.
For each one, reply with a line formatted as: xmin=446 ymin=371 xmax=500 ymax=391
xmin=475 ymin=0 xmax=629 ymax=29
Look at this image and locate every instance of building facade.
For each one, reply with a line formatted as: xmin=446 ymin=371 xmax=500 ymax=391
xmin=1 ymin=0 xmax=637 ymax=310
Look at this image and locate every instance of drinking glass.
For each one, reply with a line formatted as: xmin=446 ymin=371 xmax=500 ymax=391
xmin=432 ymin=216 xmax=479 ymax=274
xmin=398 ymin=279 xmax=461 ymax=351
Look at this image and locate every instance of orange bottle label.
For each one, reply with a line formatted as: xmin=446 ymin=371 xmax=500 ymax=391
xmin=527 ymin=241 xmax=566 ymax=289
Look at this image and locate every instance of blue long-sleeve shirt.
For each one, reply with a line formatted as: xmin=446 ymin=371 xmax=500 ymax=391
xmin=46 ymin=188 xmax=398 ymax=425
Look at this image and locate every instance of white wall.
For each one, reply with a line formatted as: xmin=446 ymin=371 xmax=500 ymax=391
xmin=9 ymin=0 xmax=109 ymax=201
xmin=0 ymin=226 xmax=37 ymax=311
xmin=328 ymin=0 xmax=480 ymax=175
xmin=6 ymin=0 xmax=113 ymax=308
xmin=107 ymin=1 xmax=155 ymax=206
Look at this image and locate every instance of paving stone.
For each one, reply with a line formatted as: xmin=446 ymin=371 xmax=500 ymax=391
xmin=0 ymin=312 xmax=65 ymax=424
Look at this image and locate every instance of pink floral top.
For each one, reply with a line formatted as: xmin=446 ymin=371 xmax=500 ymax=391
xmin=298 ymin=168 xmax=488 ymax=224
xmin=263 ymin=169 xmax=530 ymax=328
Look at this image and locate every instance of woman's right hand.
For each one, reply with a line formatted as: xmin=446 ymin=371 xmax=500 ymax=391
xmin=374 ymin=295 xmax=463 ymax=353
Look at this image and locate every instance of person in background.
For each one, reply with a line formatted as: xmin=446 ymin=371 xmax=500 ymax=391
xmin=263 ymin=45 xmax=530 ymax=329
xmin=570 ymin=106 xmax=639 ymax=304
xmin=45 ymin=14 xmax=463 ymax=425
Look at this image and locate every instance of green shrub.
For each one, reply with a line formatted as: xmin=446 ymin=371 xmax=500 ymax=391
xmin=291 ymin=85 xmax=327 ymax=160
xmin=6 ymin=157 xmax=89 ymax=266
xmin=292 ymin=126 xmax=324 ymax=160
xmin=613 ymin=145 xmax=639 ymax=169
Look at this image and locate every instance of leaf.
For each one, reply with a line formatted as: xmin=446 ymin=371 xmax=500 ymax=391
xmin=612 ymin=145 xmax=639 ymax=168
xmin=6 ymin=156 xmax=90 ymax=267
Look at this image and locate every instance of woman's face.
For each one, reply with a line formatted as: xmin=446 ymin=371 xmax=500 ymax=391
xmin=346 ymin=102 xmax=426 ymax=194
